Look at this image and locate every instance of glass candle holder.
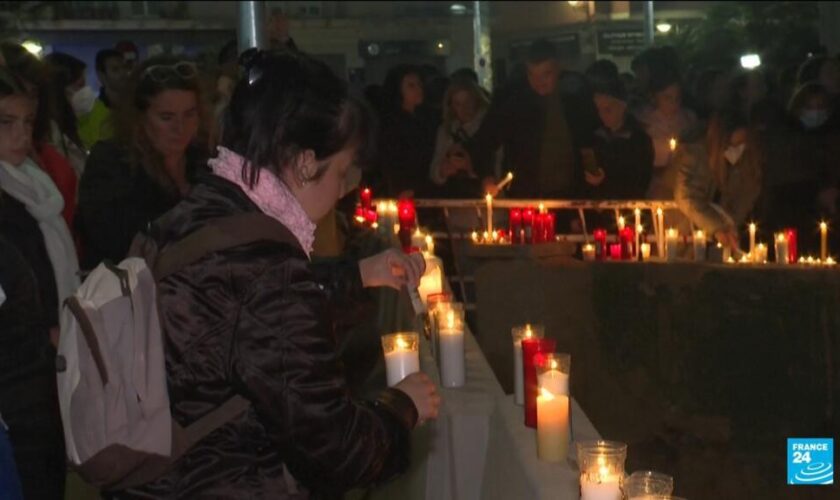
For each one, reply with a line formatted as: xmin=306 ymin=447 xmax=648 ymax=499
xmin=665 ymin=228 xmax=679 ymax=262
xmin=693 ymin=230 xmax=706 ymax=262
xmin=381 ymin=332 xmax=420 ymax=387
xmin=582 ymin=243 xmax=596 ymax=262
xmin=426 ymin=293 xmax=452 ymax=359
xmin=511 ymin=324 xmax=545 ymax=406
xmin=775 ymin=232 xmax=789 ymax=265
xmin=437 ymin=302 xmax=465 ymax=388
xmin=522 ymin=337 xmax=557 ymax=428
xmin=577 ymin=440 xmax=627 ymax=500
xmin=535 ymin=353 xmax=571 ymax=462
xmin=625 ymin=470 xmax=674 ymax=499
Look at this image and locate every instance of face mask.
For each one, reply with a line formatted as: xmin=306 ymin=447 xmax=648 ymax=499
xmin=70 ymin=86 xmax=97 ymax=117
xmin=800 ymin=109 xmax=829 ymax=129
xmin=724 ymin=143 xmax=746 ymax=165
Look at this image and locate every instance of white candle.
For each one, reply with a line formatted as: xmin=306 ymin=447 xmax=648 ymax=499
xmin=693 ymin=230 xmax=706 ymax=262
xmin=425 ymin=235 xmax=435 ymax=256
xmin=536 ymin=389 xmax=570 ymax=462
xmin=665 ymin=228 xmax=679 ymax=261
xmin=581 ymin=470 xmax=622 ymax=500
xmin=495 ymin=171 xmax=514 ymax=191
xmin=383 ymin=334 xmax=420 ymax=387
xmin=582 ymin=243 xmax=596 ymax=261
xmin=635 ymin=223 xmax=643 ymax=260
xmin=439 ymin=309 xmax=465 ymax=388
xmin=754 ymin=243 xmax=767 ymax=264
xmin=538 ymin=368 xmax=569 ymax=396
xmin=820 ymin=222 xmax=828 ymax=262
xmin=617 ymin=216 xmax=625 ymax=232
xmin=485 ymin=193 xmax=493 ymax=234
xmin=775 ymin=233 xmax=789 ymax=265
xmin=748 ymin=222 xmax=756 ymax=257
xmin=418 ymin=256 xmax=444 ymax=304
xmin=656 ymin=208 xmax=665 ymax=258
xmin=641 ymin=243 xmax=651 ymax=261
xmin=669 ymin=137 xmax=677 ymax=152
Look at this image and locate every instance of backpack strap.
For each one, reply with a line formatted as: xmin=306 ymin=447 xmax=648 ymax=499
xmin=152 ymin=212 xmax=302 ymax=282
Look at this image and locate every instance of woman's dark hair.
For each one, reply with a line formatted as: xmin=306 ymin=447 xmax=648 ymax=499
xmin=381 ymin=64 xmax=422 ymax=114
xmin=649 ymin=66 xmax=682 ymax=95
xmin=787 ymin=82 xmax=830 ymax=116
xmin=0 ymin=66 xmax=29 ymax=98
xmin=222 ymin=49 xmax=376 ymax=187
xmin=44 ymin=52 xmax=86 ymax=148
xmin=0 ymin=41 xmax=51 ymax=144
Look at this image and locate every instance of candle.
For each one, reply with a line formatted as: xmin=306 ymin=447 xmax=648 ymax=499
xmin=546 ymin=212 xmax=556 ymax=241
xmin=656 ymin=208 xmax=665 ymax=258
xmin=523 ymin=208 xmax=535 ymax=244
xmin=360 ymin=187 xmax=372 ymax=209
xmin=617 ymin=216 xmax=625 ymax=232
xmin=495 ymin=171 xmax=514 ymax=191
xmin=580 ymin=472 xmax=622 ymax=500
xmin=398 ymin=199 xmax=416 ymax=250
xmin=522 ymin=337 xmax=556 ymax=428
xmin=534 ymin=213 xmax=545 ymax=244
xmin=438 ymin=304 xmax=465 ymax=388
xmin=354 ymin=205 xmax=365 ymax=224
xmin=820 ymin=221 xmax=828 ymax=262
xmin=748 ymin=222 xmax=756 ymax=257
xmin=364 ymin=208 xmax=377 ymax=224
xmin=666 ymin=228 xmax=679 ymax=261
xmin=635 ymin=223 xmax=642 ymax=259
xmin=577 ymin=441 xmax=627 ymax=500
xmin=693 ymin=230 xmax=706 ymax=262
xmin=382 ymin=333 xmax=420 ymax=387
xmin=609 ymin=243 xmax=622 ymax=261
xmin=426 ymin=293 xmax=451 ymax=360
xmin=536 ymin=388 xmax=570 ymax=462
xmin=641 ymin=243 xmax=651 ymax=261
xmin=485 ymin=193 xmax=493 ymax=234
xmin=784 ymin=228 xmax=798 ymax=263
xmin=593 ymin=229 xmax=607 ymax=260
xmin=754 ymin=243 xmax=767 ymax=264
xmin=418 ymin=256 xmax=444 ymax=303
xmin=826 ymin=256 xmax=836 ymax=266
xmin=582 ymin=243 xmax=596 ymax=262
xmin=511 ymin=324 xmax=544 ymax=406
xmin=471 ymin=231 xmax=479 ymax=244
xmin=411 ymin=228 xmax=426 ymax=250
xmin=620 ymin=227 xmax=635 ymax=260
xmin=669 ymin=137 xmax=677 ymax=152
xmin=775 ymin=233 xmax=789 ymax=265
xmin=510 ymin=209 xmax=522 ymax=244
xmin=425 ymin=235 xmax=435 ymax=256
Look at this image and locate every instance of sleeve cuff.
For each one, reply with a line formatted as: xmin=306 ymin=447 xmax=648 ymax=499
xmin=374 ymin=388 xmax=419 ymax=431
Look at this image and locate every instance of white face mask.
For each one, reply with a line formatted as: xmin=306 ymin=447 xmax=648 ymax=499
xmin=800 ymin=109 xmax=829 ymax=129
xmin=70 ymin=86 xmax=97 ymax=117
xmin=724 ymin=143 xmax=746 ymax=165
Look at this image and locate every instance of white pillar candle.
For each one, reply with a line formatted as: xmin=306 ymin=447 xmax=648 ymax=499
xmin=537 ymin=389 xmax=570 ymax=462
xmin=665 ymin=228 xmax=679 ymax=262
xmin=634 ymin=208 xmax=642 ymax=251
xmin=820 ymin=221 xmax=828 ymax=262
xmin=382 ymin=333 xmax=420 ymax=387
xmin=748 ymin=222 xmax=756 ymax=257
xmin=485 ymin=193 xmax=493 ymax=234
xmin=656 ymin=208 xmax=665 ymax=258
xmin=775 ymin=233 xmax=789 ymax=265
xmin=641 ymin=243 xmax=651 ymax=261
xmin=511 ymin=324 xmax=543 ymax=406
xmin=537 ymin=368 xmax=569 ymax=396
xmin=635 ymin=223 xmax=643 ymax=260
xmin=439 ymin=308 xmax=465 ymax=388
xmin=581 ymin=475 xmax=623 ymax=500
xmin=693 ymin=230 xmax=706 ymax=262
xmin=582 ymin=243 xmax=596 ymax=261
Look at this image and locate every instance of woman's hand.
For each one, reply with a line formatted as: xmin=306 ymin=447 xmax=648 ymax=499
xmin=359 ymin=249 xmax=426 ymax=290
xmin=394 ymin=372 xmax=441 ymax=426
xmin=584 ymin=168 xmax=606 ymax=186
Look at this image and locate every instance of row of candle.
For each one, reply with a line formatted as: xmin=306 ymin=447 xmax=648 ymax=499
xmin=508 ymin=205 xmax=557 ymax=244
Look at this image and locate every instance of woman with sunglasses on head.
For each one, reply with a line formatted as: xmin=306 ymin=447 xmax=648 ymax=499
xmin=77 ymin=56 xmax=209 ymax=270
xmin=113 ymin=49 xmax=439 ymax=499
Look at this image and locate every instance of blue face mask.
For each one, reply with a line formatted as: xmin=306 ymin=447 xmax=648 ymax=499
xmin=800 ymin=109 xmax=829 ymax=129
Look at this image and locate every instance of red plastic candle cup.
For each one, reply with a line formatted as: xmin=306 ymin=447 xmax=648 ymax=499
xmin=510 ymin=209 xmax=522 ymax=245
xmin=523 ymin=208 xmax=535 ymax=244
xmin=609 ymin=243 xmax=622 ymax=260
xmin=364 ymin=209 xmax=377 ymax=224
xmin=534 ymin=214 xmax=545 ymax=244
xmin=360 ymin=187 xmax=372 ymax=209
xmin=522 ymin=337 xmax=557 ymax=428
xmin=398 ymin=199 xmax=416 ymax=232
xmin=593 ymin=229 xmax=607 ymax=261
xmin=547 ymin=212 xmax=556 ymax=241
xmin=620 ymin=227 xmax=635 ymax=260
xmin=784 ymin=228 xmax=798 ymax=263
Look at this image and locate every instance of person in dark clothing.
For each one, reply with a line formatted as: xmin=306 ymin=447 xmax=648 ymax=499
xmin=376 ymin=64 xmax=439 ymax=197
xmin=469 ymin=39 xmax=597 ymax=199
xmin=0 ymin=236 xmax=66 ymax=500
xmin=117 ymin=49 xmax=439 ymax=499
xmin=77 ymin=55 xmax=210 ymax=270
xmin=584 ymin=77 xmax=654 ymax=200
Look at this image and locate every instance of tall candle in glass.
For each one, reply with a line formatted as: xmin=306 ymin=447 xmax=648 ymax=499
xmin=438 ymin=303 xmax=465 ymax=388
xmin=523 ymin=208 xmax=535 ymax=244
xmin=775 ymin=232 xmax=789 ymax=265
xmin=381 ymin=333 xmax=420 ymax=387
xmin=784 ymin=228 xmax=798 ymax=263
xmin=665 ymin=228 xmax=679 ymax=262
xmin=522 ymin=337 xmax=557 ymax=428
xmin=535 ymin=353 xmax=571 ymax=462
xmin=511 ymin=324 xmax=544 ymax=406
xmin=693 ymin=230 xmax=706 ymax=262
xmin=577 ymin=441 xmax=628 ymax=500
xmin=510 ymin=208 xmax=523 ymax=244
xmin=593 ymin=229 xmax=607 ymax=261
xmin=820 ymin=221 xmax=828 ymax=261
xmin=426 ymin=293 xmax=452 ymax=360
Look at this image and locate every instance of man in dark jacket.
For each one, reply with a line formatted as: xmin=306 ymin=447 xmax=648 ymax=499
xmin=469 ymin=39 xmax=598 ymax=199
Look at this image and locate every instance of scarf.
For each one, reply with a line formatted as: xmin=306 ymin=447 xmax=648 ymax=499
xmin=208 ymin=147 xmax=315 ymax=256
xmin=0 ymin=158 xmax=80 ymax=306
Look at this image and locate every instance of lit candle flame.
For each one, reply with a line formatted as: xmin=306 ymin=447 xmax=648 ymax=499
xmin=749 ymin=223 xmax=756 ymax=232
xmin=776 ymin=233 xmax=787 ymax=243
xmin=395 ymin=337 xmax=409 ymax=350
xmin=820 ymin=221 xmax=828 ymax=231
xmin=634 ymin=208 xmax=641 ymax=217
xmin=656 ymin=207 xmax=663 ymax=216
xmin=618 ymin=216 xmax=625 ymax=230
xmin=371 ymin=222 xmax=379 ymax=230
xmin=669 ymin=137 xmax=677 ymax=151
xmin=539 ymin=387 xmax=555 ymax=400
xmin=447 ymin=309 xmax=455 ymax=329
xmin=550 ymin=359 xmax=558 ymax=370
xmin=471 ymin=231 xmax=479 ymax=242
xmin=695 ymin=230 xmax=705 ymax=239
xmin=525 ymin=324 xmax=533 ymax=338
xmin=666 ymin=228 xmax=678 ymax=238
xmin=826 ymin=257 xmax=836 ymax=265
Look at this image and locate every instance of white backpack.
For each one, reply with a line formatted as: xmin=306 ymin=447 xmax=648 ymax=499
xmin=56 ymin=213 xmax=296 ymax=490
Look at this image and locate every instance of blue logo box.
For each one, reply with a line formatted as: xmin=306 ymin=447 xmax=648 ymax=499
xmin=788 ymin=438 xmax=833 ymax=485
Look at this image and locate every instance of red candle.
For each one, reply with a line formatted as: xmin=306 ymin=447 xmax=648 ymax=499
xmin=360 ymin=187 xmax=372 ymax=209
xmin=619 ymin=227 xmax=635 ymax=260
xmin=546 ymin=213 xmax=556 ymax=241
xmin=522 ymin=337 xmax=557 ymax=428
xmin=364 ymin=208 xmax=377 ymax=224
xmin=784 ymin=228 xmax=798 ymax=264
xmin=523 ymin=208 xmax=535 ymax=244
xmin=609 ymin=243 xmax=622 ymax=260
xmin=510 ymin=209 xmax=522 ymax=245
xmin=534 ymin=214 xmax=545 ymax=244
xmin=593 ymin=229 xmax=607 ymax=261
xmin=397 ymin=199 xmax=416 ymax=250
xmin=354 ymin=205 xmax=365 ymax=223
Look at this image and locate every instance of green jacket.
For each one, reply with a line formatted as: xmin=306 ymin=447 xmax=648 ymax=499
xmin=77 ymin=98 xmax=113 ymax=150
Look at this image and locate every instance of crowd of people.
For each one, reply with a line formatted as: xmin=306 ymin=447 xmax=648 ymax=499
xmin=0 ymin=29 xmax=839 ymax=499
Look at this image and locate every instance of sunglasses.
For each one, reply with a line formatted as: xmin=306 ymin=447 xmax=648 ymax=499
xmin=142 ymin=62 xmax=198 ymax=83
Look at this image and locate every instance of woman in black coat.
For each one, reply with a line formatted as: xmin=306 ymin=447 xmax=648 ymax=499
xmin=117 ymin=50 xmax=440 ymax=499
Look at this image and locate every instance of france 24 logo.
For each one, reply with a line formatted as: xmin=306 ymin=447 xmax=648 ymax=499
xmin=788 ymin=438 xmax=833 ymax=485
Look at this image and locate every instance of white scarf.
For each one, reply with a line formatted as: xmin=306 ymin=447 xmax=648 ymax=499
xmin=0 ymin=158 xmax=80 ymax=307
